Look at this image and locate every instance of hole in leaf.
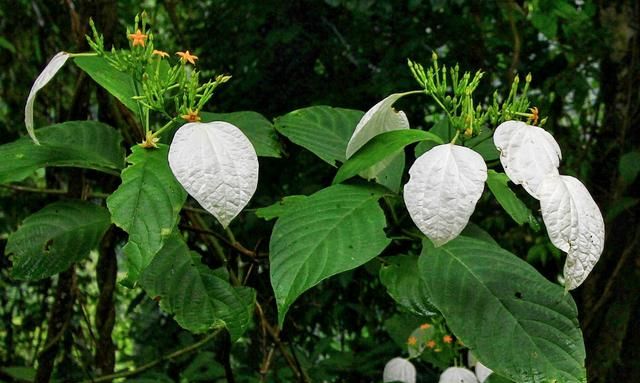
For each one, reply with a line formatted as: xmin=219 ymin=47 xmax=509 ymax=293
xmin=515 ymin=292 xmax=523 ymax=299
xmin=44 ymin=239 xmax=54 ymax=253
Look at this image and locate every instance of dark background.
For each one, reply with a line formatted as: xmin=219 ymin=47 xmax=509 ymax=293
xmin=0 ymin=0 xmax=638 ymax=382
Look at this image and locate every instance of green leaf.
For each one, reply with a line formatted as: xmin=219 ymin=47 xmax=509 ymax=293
xmin=486 ymin=170 xmax=534 ymax=226
xmin=485 ymin=374 xmax=515 ymax=383
xmin=467 ymin=128 xmax=500 ymax=161
xmin=419 ymin=237 xmax=586 ymax=383
xmin=0 ymin=121 xmax=124 ymax=184
xmin=201 ymin=111 xmax=282 ymax=157
xmin=415 ymin=117 xmax=450 ymax=157
xmin=270 ymin=184 xmax=391 ymax=325
xmin=74 ymin=55 xmax=139 ymax=114
xmin=379 ymin=255 xmax=436 ymax=317
xmin=274 ymin=106 xmax=363 ymax=166
xmin=333 ymin=130 xmax=443 ymax=185
xmin=254 ymin=195 xmax=308 ymax=221
xmin=107 ymin=145 xmax=186 ymax=283
xmin=618 ymin=150 xmax=640 ymax=184
xmin=7 ymin=201 xmax=110 ymax=280
xmin=140 ymin=234 xmax=255 ymax=340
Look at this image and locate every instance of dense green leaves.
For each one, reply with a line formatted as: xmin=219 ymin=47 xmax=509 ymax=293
xmin=270 ymin=184 xmax=391 ymax=325
xmin=140 ymin=234 xmax=255 ymax=340
xmin=486 ymin=170 xmax=536 ymax=227
xmin=333 ymin=129 xmax=443 ymax=185
xmin=379 ymin=255 xmax=436 ymax=317
xmin=7 ymin=201 xmax=110 ymax=280
xmin=74 ymin=56 xmax=139 ymax=114
xmin=0 ymin=121 xmax=124 ymax=183
xmin=618 ymin=150 xmax=640 ymax=184
xmin=107 ymin=145 xmax=186 ymax=283
xmin=200 ymin=111 xmax=282 ymax=157
xmin=419 ymin=237 xmax=586 ymax=383
xmin=274 ymin=106 xmax=363 ymax=166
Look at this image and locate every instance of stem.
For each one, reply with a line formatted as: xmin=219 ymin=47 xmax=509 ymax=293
xmin=68 ymin=52 xmax=99 ymax=58
xmin=80 ymin=330 xmax=222 ymax=383
xmin=450 ymin=130 xmax=460 ymax=144
xmin=152 ymin=117 xmax=180 ymax=138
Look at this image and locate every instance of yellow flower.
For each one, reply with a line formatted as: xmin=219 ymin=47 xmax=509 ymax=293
xmin=152 ymin=49 xmax=169 ymax=58
xmin=426 ymin=340 xmax=436 ymax=349
xmin=128 ymin=29 xmax=148 ymax=47
xmin=176 ymin=50 xmax=198 ymax=65
xmin=139 ymin=131 xmax=159 ymax=149
xmin=181 ymin=109 xmax=201 ymax=122
xmin=420 ymin=323 xmax=431 ymax=330
xmin=407 ymin=336 xmax=417 ymax=346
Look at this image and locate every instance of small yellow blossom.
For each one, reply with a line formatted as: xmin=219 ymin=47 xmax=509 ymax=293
xmin=152 ymin=50 xmax=169 ymax=58
xmin=407 ymin=336 xmax=417 ymax=346
xmin=181 ymin=109 xmax=201 ymax=123
xmin=443 ymin=335 xmax=453 ymax=344
xmin=176 ymin=50 xmax=198 ymax=65
xmin=420 ymin=323 xmax=431 ymax=330
xmin=426 ymin=340 xmax=436 ymax=349
xmin=128 ymin=29 xmax=148 ymax=47
xmin=139 ymin=130 xmax=159 ymax=149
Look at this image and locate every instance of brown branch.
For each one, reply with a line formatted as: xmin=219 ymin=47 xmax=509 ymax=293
xmin=78 ymin=330 xmax=222 ymax=383
xmin=94 ymin=227 xmax=118 ymax=379
xmin=505 ymin=0 xmax=522 ymax=84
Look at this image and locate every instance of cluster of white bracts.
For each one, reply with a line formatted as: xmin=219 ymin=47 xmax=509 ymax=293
xmin=494 ymin=121 xmax=605 ymax=289
xmin=26 ymin=54 xmax=259 ymax=228
xmin=381 ymin=356 xmax=492 ymax=382
xmin=168 ymin=121 xmax=259 ymax=228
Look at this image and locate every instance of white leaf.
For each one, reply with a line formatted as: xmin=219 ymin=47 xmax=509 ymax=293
xmin=25 ymin=52 xmax=70 ymax=145
xmin=383 ymin=357 xmax=416 ymax=383
xmin=168 ymin=121 xmax=259 ymax=228
xmin=439 ymin=367 xmax=479 ymax=383
xmin=404 ymin=144 xmax=487 ymax=246
xmin=493 ymin=120 xmax=561 ymax=199
xmin=346 ymin=92 xmax=411 ymax=157
xmin=474 ymin=361 xmax=493 ymax=383
xmin=538 ymin=175 xmax=605 ymax=290
xmin=346 ymin=92 xmax=412 ymax=184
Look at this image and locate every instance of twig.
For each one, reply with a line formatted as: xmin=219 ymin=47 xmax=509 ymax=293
xmin=505 ymin=0 xmax=522 ymax=84
xmin=1 ymin=184 xmax=110 ymax=199
xmin=78 ymin=330 xmax=222 ymax=383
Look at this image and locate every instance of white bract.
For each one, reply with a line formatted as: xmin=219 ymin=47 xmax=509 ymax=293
xmin=494 ymin=120 xmax=561 ymax=199
xmin=439 ymin=367 xmax=479 ymax=383
xmin=474 ymin=361 xmax=493 ymax=383
xmin=346 ymin=92 xmax=410 ymax=180
xmin=404 ymin=144 xmax=487 ymax=246
xmin=383 ymin=357 xmax=416 ymax=383
xmin=25 ymin=52 xmax=70 ymax=145
xmin=168 ymin=121 xmax=258 ymax=228
xmin=538 ymin=175 xmax=605 ymax=290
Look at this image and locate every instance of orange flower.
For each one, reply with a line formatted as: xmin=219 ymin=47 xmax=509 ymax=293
xmin=176 ymin=50 xmax=198 ymax=65
xmin=181 ymin=109 xmax=201 ymax=122
xmin=420 ymin=323 xmax=431 ymax=330
xmin=128 ymin=29 xmax=148 ymax=47
xmin=426 ymin=340 xmax=436 ymax=349
xmin=152 ymin=50 xmax=169 ymax=58
xmin=407 ymin=336 xmax=417 ymax=346
xmin=443 ymin=335 xmax=453 ymax=344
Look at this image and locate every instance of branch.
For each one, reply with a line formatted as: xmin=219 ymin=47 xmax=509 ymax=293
xmin=78 ymin=330 xmax=222 ymax=383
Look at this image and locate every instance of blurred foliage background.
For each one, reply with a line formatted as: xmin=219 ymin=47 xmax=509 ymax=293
xmin=0 ymin=0 xmax=638 ymax=382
